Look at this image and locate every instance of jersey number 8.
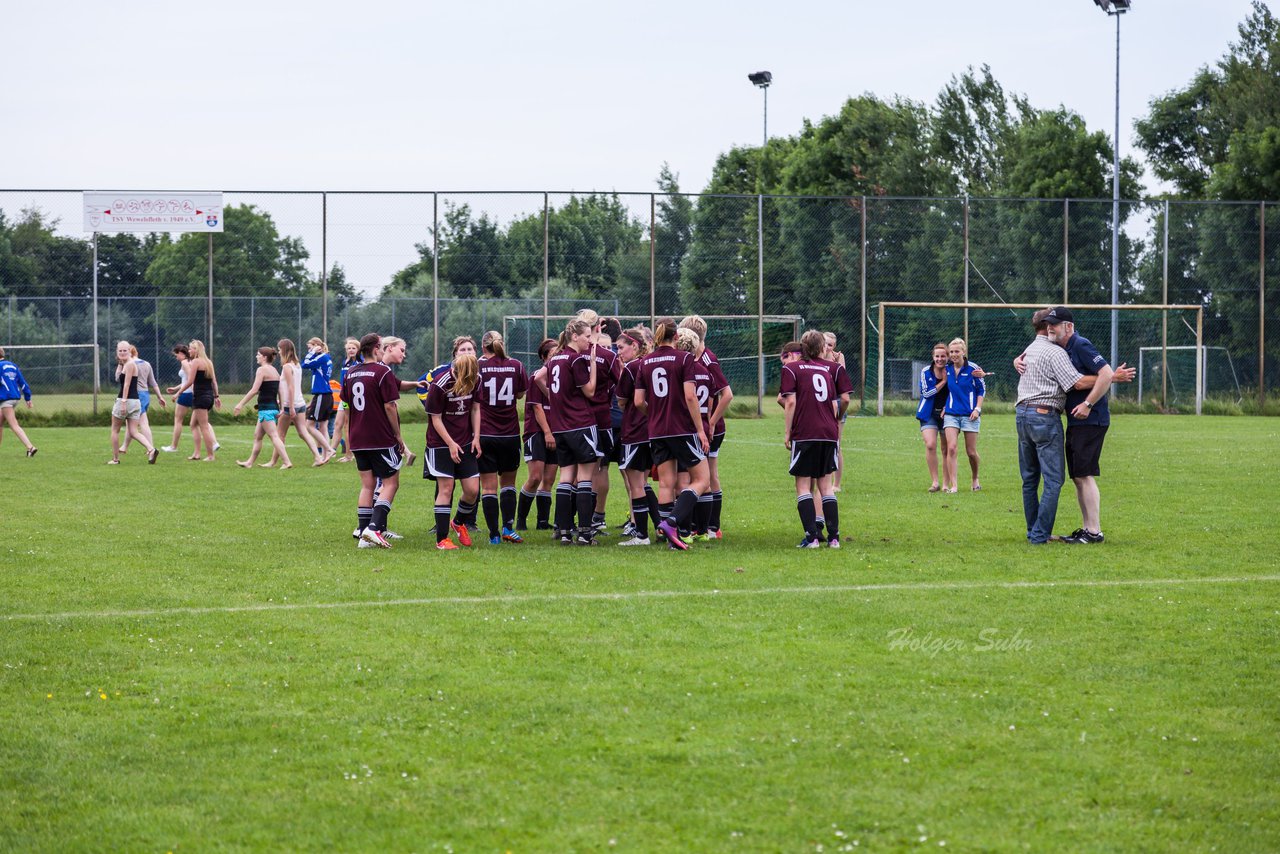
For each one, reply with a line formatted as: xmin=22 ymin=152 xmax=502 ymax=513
xmin=350 ymin=381 xmax=366 ymax=411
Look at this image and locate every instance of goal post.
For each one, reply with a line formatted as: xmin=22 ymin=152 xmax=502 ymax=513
xmin=872 ymin=302 xmax=1204 ymax=416
xmin=0 ymin=343 xmax=102 ymax=411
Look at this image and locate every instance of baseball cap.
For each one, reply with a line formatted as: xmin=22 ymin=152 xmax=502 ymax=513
xmin=1044 ymin=306 xmax=1074 ymax=325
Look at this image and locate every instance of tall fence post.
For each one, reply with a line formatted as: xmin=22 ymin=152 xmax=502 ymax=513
xmin=876 ymin=302 xmax=885 ymax=416
xmin=1261 ymin=201 xmax=1267 ymax=408
xmin=542 ymin=193 xmax=550 ymax=341
xmin=1162 ymin=200 xmax=1169 ymax=409
xmin=860 ymin=196 xmax=867 ymax=405
xmin=962 ymin=195 xmax=970 ymax=341
xmin=1063 ymin=198 xmax=1070 ymax=303
xmin=649 ymin=193 xmax=656 ymax=328
xmin=432 ymin=192 xmax=440 ymax=366
xmin=207 ymin=233 xmax=214 ymax=357
xmin=250 ymin=297 xmax=256 ymax=368
xmin=756 ymin=193 xmax=765 ymax=416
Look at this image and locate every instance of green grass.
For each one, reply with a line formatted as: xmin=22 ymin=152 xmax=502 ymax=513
xmin=2 ymin=414 xmax=1278 ymax=851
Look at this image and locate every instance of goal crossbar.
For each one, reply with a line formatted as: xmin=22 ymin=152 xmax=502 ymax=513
xmin=873 ymin=302 xmax=1205 ymax=415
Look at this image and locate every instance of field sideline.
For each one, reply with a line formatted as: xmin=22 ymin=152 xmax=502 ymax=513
xmin=2 ymin=414 xmax=1278 ymax=851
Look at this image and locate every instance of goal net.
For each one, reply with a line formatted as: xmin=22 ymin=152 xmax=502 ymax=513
xmin=869 ymin=302 xmax=1204 ymax=414
xmin=0 ymin=343 xmax=99 ymax=394
xmin=1138 ymin=346 xmax=1242 ymax=406
xmin=502 ymin=314 xmax=804 ymax=398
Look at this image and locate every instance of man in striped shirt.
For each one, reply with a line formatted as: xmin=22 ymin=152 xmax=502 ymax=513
xmin=1014 ymin=309 xmax=1084 ymax=545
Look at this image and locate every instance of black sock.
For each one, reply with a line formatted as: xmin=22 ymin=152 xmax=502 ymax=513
xmin=659 ymin=501 xmax=674 ymax=525
xmin=709 ymin=490 xmax=723 ymax=532
xmin=455 ymin=499 xmax=476 ymax=527
xmin=645 ymin=487 xmax=662 ymax=528
xmin=592 ymin=510 xmax=605 ymax=526
xmin=517 ymin=488 xmax=535 ymax=527
xmin=673 ymin=489 xmax=699 ymax=529
xmin=555 ymin=484 xmax=575 ymax=531
xmin=482 ymin=493 xmax=500 ymax=538
xmin=631 ymin=497 xmax=650 ymax=539
xmin=576 ymin=481 xmax=595 ymax=535
xmin=356 ymin=506 xmax=372 ymax=537
xmin=500 ymin=487 xmax=517 ymax=529
xmin=822 ymin=496 xmax=839 ymax=539
xmin=370 ymin=500 xmax=391 ymax=533
xmin=536 ymin=491 xmax=552 ymax=526
xmin=435 ymin=505 xmax=452 ymax=542
xmin=694 ymin=494 xmax=713 ymax=534
xmin=797 ymin=493 xmax=817 ymax=538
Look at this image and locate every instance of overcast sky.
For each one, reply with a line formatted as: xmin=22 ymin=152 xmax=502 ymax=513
xmin=2 ymin=0 xmax=1262 ymax=195
xmin=0 ymin=1 xmax=1264 ymax=295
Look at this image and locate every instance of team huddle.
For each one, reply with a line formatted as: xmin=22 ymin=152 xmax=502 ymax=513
xmin=341 ymin=311 xmax=852 ymax=551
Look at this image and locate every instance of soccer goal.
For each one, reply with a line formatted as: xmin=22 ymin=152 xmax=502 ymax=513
xmin=0 ymin=342 xmax=101 ymax=401
xmin=870 ymin=302 xmax=1205 ymax=415
xmin=1138 ymin=346 xmax=1241 ymax=406
xmin=502 ymin=314 xmax=805 ymax=401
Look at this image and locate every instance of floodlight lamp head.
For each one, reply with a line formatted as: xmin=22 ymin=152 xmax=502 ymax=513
xmin=1093 ymin=0 xmax=1131 ymax=13
xmin=748 ymin=71 xmax=772 ymax=89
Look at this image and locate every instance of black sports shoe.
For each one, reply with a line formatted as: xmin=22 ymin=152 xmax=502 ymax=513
xmin=1063 ymin=529 xmax=1105 ymax=544
xmin=536 ymin=522 xmax=552 ymax=530
xmin=556 ymin=529 xmax=574 ymax=546
xmin=575 ymin=531 xmax=599 ymax=546
xmin=1052 ymin=528 xmax=1085 ymax=543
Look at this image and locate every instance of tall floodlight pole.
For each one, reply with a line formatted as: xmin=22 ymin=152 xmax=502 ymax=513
xmin=1094 ymin=0 xmax=1130 ymax=374
xmin=749 ymin=70 xmax=772 ymax=415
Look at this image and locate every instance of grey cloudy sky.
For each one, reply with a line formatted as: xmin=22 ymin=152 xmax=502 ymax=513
xmin=2 ymin=0 xmax=1262 ymax=195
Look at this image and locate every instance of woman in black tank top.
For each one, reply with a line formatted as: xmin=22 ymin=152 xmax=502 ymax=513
xmin=108 ymin=340 xmax=158 ymax=464
xmin=167 ymin=339 xmax=221 ymax=460
xmin=232 ymin=346 xmax=293 ymax=469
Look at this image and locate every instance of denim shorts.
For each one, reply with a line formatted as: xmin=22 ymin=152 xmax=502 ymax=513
xmin=944 ymin=413 xmax=980 ymax=433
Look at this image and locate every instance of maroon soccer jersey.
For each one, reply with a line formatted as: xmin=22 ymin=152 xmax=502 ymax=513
xmin=425 ymin=366 xmax=477 ymax=449
xmin=341 ymin=362 xmax=401 ymax=450
xmin=690 ymin=357 xmax=729 ymax=435
xmin=476 ymin=355 xmax=527 ymax=437
xmin=615 ymin=358 xmax=648 ymax=445
xmin=711 ymin=358 xmax=732 ymax=440
xmin=636 ymin=346 xmax=698 ymax=439
xmin=589 ymin=347 xmax=619 ymax=429
xmin=779 ymin=358 xmax=851 ymax=442
xmin=544 ymin=348 xmax=596 ymax=433
xmin=522 ymin=375 xmax=550 ymax=439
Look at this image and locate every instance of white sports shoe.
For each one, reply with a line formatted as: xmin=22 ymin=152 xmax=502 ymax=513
xmin=160 ymin=446 xmax=177 ymax=453
xmin=357 ymin=538 xmax=376 ymax=549
xmin=213 ymin=443 xmax=221 ymax=452
xmin=383 ymin=530 xmax=404 ymax=540
xmin=617 ymin=536 xmax=651 ymax=546
xmin=360 ymin=529 xmax=392 ymax=549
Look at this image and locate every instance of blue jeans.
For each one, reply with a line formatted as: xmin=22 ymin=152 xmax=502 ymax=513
xmin=1016 ymin=406 xmax=1065 ymax=544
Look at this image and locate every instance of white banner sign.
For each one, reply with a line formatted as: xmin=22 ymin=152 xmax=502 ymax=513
xmin=83 ymin=191 xmax=224 ymax=233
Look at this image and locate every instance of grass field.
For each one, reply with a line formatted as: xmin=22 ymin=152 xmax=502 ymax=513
xmin=2 ymin=413 xmax=1278 ymax=851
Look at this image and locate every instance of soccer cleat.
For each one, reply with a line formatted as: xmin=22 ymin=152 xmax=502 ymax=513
xmin=436 ymin=538 xmax=459 ymax=550
xmin=147 ymin=448 xmax=159 ymax=464
xmin=1063 ymin=529 xmax=1105 ymax=544
xmin=351 ymin=527 xmax=362 ymax=540
xmin=489 ymin=535 xmax=502 ymax=545
xmin=592 ymin=520 xmax=610 ymax=536
xmin=575 ymin=532 xmax=599 ymax=546
xmin=360 ymin=529 xmax=392 ymax=549
xmin=451 ymin=521 xmax=473 ymax=547
xmin=621 ymin=520 xmax=638 ymax=538
xmin=465 ymin=522 xmax=480 ymax=533
xmin=657 ymin=520 xmax=688 ymax=551
xmin=617 ymin=536 xmax=651 ymax=547
xmin=797 ymin=535 xmax=820 ymax=549
xmin=383 ymin=530 xmax=404 ymax=540
xmin=501 ymin=527 xmax=524 ymax=544
xmin=357 ymin=538 xmax=376 ymax=549
xmin=557 ymin=530 xmax=575 ymax=546
xmin=516 ymin=522 xmax=528 ymax=531
xmin=827 ymin=537 xmax=841 ymax=549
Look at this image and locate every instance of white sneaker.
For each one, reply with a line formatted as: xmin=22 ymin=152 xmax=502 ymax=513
xmin=360 ymin=529 xmax=392 ymax=549
xmin=352 ymin=527 xmax=362 ymax=540
xmin=383 ymin=530 xmax=404 ymax=540
xmin=618 ymin=536 xmax=651 ymax=546
xmin=160 ymin=446 xmax=177 ymax=453
xmin=213 ymin=443 xmax=221 ymax=452
xmin=357 ymin=538 xmax=376 ymax=549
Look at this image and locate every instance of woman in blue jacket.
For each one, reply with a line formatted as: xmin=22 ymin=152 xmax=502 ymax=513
xmin=915 ymin=342 xmax=948 ymax=492
xmin=301 ymin=337 xmax=336 ymax=462
xmin=943 ymin=337 xmax=986 ymax=493
xmin=0 ymin=347 xmax=37 ymax=457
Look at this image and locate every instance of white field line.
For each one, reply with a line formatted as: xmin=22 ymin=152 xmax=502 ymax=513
xmin=4 ymin=574 xmax=1278 ymax=623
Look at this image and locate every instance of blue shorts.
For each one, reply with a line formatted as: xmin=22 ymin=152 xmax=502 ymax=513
xmin=944 ymin=413 xmax=981 ymax=433
xmin=138 ymin=390 xmax=151 ymax=413
xmin=177 ymin=392 xmax=194 ymax=407
xmin=919 ymin=412 xmax=944 ymax=432
xmin=257 ymin=408 xmax=280 ymax=424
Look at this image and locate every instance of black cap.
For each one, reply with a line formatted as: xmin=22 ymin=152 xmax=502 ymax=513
xmin=1044 ymin=306 xmax=1074 ymax=325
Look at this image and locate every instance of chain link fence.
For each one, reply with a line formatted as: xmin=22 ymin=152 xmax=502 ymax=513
xmin=0 ymin=190 xmax=1275 ymax=412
